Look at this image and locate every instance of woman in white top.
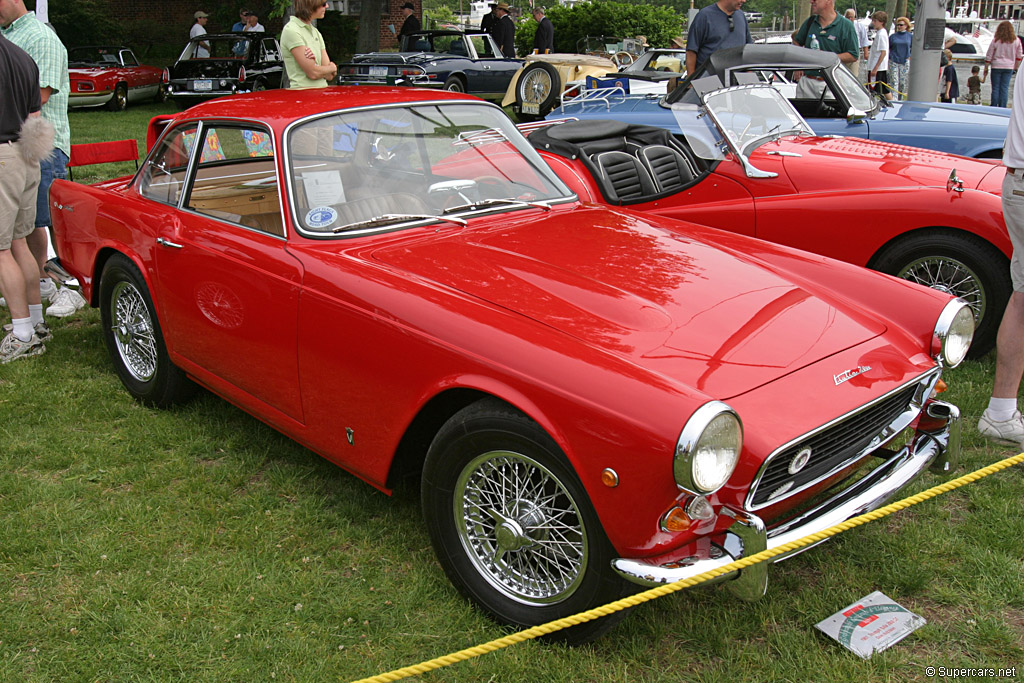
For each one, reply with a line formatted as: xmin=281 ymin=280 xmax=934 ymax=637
xmin=867 ymin=10 xmax=891 ymax=101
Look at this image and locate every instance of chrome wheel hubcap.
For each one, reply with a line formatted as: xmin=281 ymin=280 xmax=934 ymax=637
xmin=898 ymin=256 xmax=986 ymax=323
xmin=455 ymin=450 xmax=587 ymax=605
xmin=111 ymin=281 xmax=157 ymax=381
xmin=522 ymin=71 xmax=552 ymax=104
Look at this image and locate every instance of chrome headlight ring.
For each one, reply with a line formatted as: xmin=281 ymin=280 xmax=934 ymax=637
xmin=674 ymin=401 xmax=744 ymax=495
xmin=934 ymin=298 xmax=975 ymax=368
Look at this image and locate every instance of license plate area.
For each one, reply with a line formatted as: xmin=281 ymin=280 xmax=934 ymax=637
xmin=193 ymin=79 xmax=213 ymax=91
xmin=368 ymin=66 xmax=388 ymax=77
xmin=521 ymin=102 xmax=540 ymax=114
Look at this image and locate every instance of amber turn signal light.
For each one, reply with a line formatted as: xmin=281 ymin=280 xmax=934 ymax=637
xmin=661 ymin=506 xmax=692 ymax=532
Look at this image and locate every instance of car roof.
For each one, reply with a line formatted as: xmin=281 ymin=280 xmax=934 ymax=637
xmin=167 ymin=86 xmax=481 ymax=130
xmin=704 ymin=44 xmax=840 ymax=73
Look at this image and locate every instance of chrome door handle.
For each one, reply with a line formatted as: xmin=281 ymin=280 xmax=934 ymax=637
xmin=156 ymin=237 xmax=183 ymax=249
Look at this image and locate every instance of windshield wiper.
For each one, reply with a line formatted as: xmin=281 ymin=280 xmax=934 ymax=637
xmin=442 ymin=197 xmax=553 ymax=214
xmin=331 ymin=213 xmax=467 ymax=234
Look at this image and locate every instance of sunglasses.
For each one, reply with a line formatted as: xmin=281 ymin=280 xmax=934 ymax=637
xmin=728 ymin=14 xmax=734 ymax=31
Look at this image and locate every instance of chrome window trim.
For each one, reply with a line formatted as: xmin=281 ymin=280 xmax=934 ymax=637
xmin=744 ymin=367 xmax=941 ymax=511
xmin=281 ymin=100 xmax=576 ymax=240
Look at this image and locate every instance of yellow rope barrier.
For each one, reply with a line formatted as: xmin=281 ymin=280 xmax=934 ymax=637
xmin=351 ymin=451 xmax=1024 ymax=683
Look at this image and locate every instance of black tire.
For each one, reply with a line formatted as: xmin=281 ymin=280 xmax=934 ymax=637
xmin=99 ymin=254 xmax=195 ymax=407
xmin=108 ymin=83 xmax=128 ymax=112
xmin=870 ymin=230 xmax=1011 ymax=357
xmin=252 ymin=78 xmax=267 ymax=92
xmin=422 ymin=398 xmax=630 ymax=644
xmin=514 ymin=61 xmax=560 ymax=122
xmin=155 ymin=83 xmax=169 ymax=103
xmin=443 ymin=75 xmax=465 ymax=92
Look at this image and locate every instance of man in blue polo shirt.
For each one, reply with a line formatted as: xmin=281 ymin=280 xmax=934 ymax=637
xmin=685 ymin=0 xmax=753 ymax=75
xmin=793 ymin=0 xmax=858 ymax=66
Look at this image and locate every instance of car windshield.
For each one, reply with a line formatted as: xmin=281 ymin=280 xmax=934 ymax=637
xmin=286 ymin=102 xmax=574 ymax=237
xmin=69 ymin=47 xmax=121 ymax=66
xmin=180 ymin=36 xmax=251 ymax=60
xmin=830 ymin=63 xmax=877 ymax=112
xmin=673 ymin=85 xmax=813 ymax=160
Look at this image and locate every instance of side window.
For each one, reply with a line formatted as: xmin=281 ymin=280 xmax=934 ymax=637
xmin=472 ymin=37 xmax=496 ymax=58
xmin=121 ymin=51 xmax=139 ymax=66
xmin=137 ymin=124 xmax=197 ymax=206
xmin=263 ymin=39 xmax=280 ymax=61
xmin=184 ymin=125 xmax=284 ymax=236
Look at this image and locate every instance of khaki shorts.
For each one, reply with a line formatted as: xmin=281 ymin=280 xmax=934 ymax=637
xmin=1001 ymin=168 xmax=1024 ymax=292
xmin=0 ymin=142 xmax=40 ymax=251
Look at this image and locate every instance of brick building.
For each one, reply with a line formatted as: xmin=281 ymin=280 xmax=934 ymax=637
xmin=86 ymin=0 xmax=411 ymax=50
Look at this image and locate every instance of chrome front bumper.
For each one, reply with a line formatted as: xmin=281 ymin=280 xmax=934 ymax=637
xmin=611 ymin=401 xmax=960 ymax=600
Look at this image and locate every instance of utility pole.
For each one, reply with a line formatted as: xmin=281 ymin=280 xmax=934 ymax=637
xmin=907 ymin=0 xmax=949 ymax=102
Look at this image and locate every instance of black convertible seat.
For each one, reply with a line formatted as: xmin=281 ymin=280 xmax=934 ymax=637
xmin=640 ymin=145 xmax=695 ymax=193
xmin=595 ymin=151 xmax=656 ymax=202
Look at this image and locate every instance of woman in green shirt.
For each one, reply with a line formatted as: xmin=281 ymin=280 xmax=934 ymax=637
xmin=281 ymin=0 xmax=337 ymax=89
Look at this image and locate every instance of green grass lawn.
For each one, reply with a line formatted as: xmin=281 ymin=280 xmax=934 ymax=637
xmin=0 ymin=102 xmax=1021 ymax=682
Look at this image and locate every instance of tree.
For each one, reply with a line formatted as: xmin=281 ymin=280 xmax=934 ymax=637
xmin=515 ymin=0 xmax=683 ymax=56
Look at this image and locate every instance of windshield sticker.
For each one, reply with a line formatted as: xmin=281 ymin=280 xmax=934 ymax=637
xmin=306 ymin=206 xmax=338 ymax=229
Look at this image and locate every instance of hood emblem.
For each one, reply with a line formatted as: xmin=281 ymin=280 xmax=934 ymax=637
xmin=789 ymin=447 xmax=812 ymax=475
xmin=833 ymin=365 xmax=872 ymax=386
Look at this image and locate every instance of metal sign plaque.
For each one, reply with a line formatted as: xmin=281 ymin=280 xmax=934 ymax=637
xmin=816 ymin=591 xmax=926 ymax=659
xmin=923 ymin=18 xmax=947 ymax=51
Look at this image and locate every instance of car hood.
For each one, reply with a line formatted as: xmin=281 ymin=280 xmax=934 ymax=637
xmin=765 ymin=135 xmax=1001 ymax=192
xmin=371 ymin=206 xmax=886 ymax=398
xmin=170 ymin=60 xmax=245 ymax=78
xmin=876 ymin=100 xmax=1011 ymax=126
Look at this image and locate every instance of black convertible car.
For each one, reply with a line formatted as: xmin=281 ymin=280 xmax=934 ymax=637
xmin=167 ymin=32 xmax=284 ymax=108
xmin=337 ymin=30 xmax=522 ymax=98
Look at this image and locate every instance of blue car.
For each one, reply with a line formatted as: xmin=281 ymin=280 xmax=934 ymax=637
xmin=553 ymin=44 xmax=1010 ymax=159
xmin=337 ymin=30 xmax=522 ymax=99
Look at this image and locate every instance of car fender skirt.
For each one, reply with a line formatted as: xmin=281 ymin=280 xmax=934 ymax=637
xmin=611 ymin=401 xmax=960 ymax=595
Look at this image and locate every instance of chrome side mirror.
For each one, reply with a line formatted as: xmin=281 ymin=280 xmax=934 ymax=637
xmin=947 ymin=168 xmax=965 ymax=193
xmin=846 ymin=107 xmax=867 ymax=124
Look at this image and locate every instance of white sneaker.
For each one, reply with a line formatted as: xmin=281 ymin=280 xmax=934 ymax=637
xmin=0 ymin=331 xmax=45 ymax=364
xmin=3 ymin=321 xmax=52 ymax=342
xmin=978 ymin=411 xmax=1024 ymax=448
xmin=46 ymin=286 xmax=86 ymax=318
xmin=39 ymin=278 xmax=58 ymax=302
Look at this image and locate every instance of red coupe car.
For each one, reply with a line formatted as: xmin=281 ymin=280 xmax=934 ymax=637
xmin=49 ymin=88 xmax=970 ymax=641
xmin=529 ymin=84 xmax=1012 ymax=357
xmin=68 ymin=46 xmax=168 ymax=111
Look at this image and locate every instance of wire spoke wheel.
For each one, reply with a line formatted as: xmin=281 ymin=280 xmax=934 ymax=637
xmin=455 ymin=450 xmax=588 ymax=604
xmin=110 ymin=280 xmax=158 ymax=382
xmin=897 ymin=255 xmax=986 ymax=323
xmin=521 ymin=68 xmax=553 ymax=106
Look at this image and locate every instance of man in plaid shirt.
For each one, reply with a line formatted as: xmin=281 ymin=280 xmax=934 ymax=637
xmin=0 ymin=0 xmax=85 ymax=319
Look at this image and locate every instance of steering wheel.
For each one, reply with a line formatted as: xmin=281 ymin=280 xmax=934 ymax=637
xmin=612 ymin=51 xmax=634 ymax=67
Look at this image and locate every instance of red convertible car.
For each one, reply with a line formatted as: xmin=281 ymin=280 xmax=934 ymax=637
xmin=49 ymin=88 xmax=971 ymax=641
xmin=530 ymin=84 xmax=1012 ymax=357
xmin=68 ymin=46 xmax=168 ymax=111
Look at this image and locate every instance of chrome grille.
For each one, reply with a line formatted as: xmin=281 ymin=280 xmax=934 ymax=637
xmin=747 ymin=379 xmax=928 ymax=510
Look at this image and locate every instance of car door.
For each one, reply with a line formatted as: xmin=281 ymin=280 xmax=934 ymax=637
xmin=141 ymin=121 xmax=304 ymax=421
xmin=118 ymin=49 xmax=151 ymax=101
xmin=470 ymin=34 xmax=521 ymax=95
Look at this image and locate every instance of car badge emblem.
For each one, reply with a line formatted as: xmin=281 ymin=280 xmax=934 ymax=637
xmin=789 ymin=447 xmax=812 ymax=475
xmin=833 ymin=365 xmax=871 ymax=386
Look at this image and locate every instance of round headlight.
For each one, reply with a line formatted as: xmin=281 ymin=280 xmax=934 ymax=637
xmin=674 ymin=402 xmax=743 ymax=494
xmin=935 ymin=299 xmax=974 ymax=368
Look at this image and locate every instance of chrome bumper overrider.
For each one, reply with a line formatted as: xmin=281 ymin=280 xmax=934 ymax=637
xmin=611 ymin=401 xmax=960 ymax=600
